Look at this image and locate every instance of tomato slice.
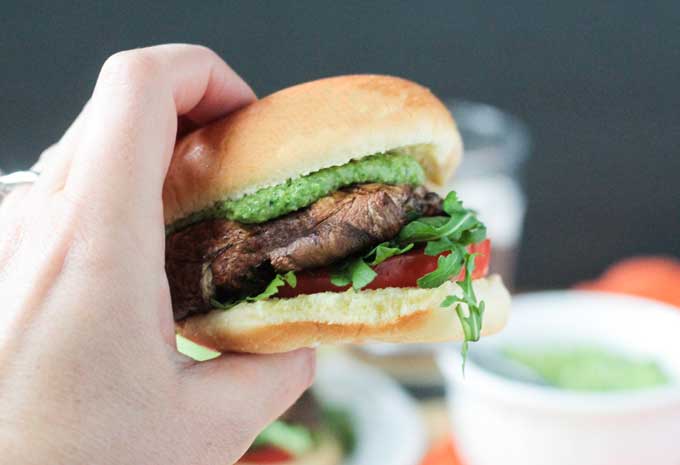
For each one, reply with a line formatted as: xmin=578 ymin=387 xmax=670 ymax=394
xmin=277 ymin=239 xmax=490 ymax=298
xmin=239 ymin=446 xmax=293 ymax=463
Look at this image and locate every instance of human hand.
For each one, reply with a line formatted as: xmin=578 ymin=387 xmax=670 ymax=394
xmin=0 ymin=44 xmax=315 ymax=465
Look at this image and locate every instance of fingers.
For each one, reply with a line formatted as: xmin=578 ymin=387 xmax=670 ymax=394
xmin=63 ymin=44 xmax=255 ymax=228
xmin=179 ymin=349 xmax=316 ymax=461
xmin=175 ymin=48 xmax=255 ymax=126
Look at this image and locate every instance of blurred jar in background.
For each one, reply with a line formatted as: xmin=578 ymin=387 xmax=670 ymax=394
xmin=351 ymin=101 xmax=531 ymax=397
xmin=438 ymin=100 xmax=531 ymax=290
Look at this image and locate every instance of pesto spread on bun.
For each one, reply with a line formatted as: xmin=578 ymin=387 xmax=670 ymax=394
xmin=164 ymin=75 xmax=511 ymax=354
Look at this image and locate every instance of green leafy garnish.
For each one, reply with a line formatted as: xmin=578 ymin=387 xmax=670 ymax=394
xmin=328 ymin=241 xmax=414 ymax=290
xmin=252 ymin=420 xmax=314 ymax=457
xmin=208 ymin=189 xmax=487 ymax=364
xmin=330 ymin=258 xmax=377 ymax=290
xmin=398 ymin=192 xmax=485 ymax=246
xmin=367 ymin=242 xmax=414 ymax=266
xmin=423 ymin=236 xmax=457 ymax=256
xmin=440 ymin=253 xmax=485 ymax=362
xmin=324 ymin=191 xmax=487 ymax=362
xmin=416 ymin=244 xmax=465 ymax=288
xmin=398 ymin=192 xmax=486 ymax=364
xmin=210 ymin=271 xmax=297 ymax=309
xmin=249 ymin=271 xmax=297 ymax=301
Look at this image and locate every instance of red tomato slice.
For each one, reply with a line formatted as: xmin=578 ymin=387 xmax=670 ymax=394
xmin=239 ymin=446 xmax=293 ymax=463
xmin=277 ymin=239 xmax=490 ymax=298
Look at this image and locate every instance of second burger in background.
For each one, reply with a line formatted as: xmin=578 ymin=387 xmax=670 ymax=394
xmin=164 ymin=75 xmax=511 ymax=354
xmin=237 ymin=391 xmax=352 ymax=465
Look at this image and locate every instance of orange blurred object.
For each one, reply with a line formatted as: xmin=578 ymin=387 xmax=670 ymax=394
xmin=421 ymin=437 xmax=465 ymax=465
xmin=577 ymin=256 xmax=680 ymax=308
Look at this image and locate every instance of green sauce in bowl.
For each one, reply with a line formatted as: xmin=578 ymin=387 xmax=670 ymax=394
xmin=502 ymin=345 xmax=671 ymax=391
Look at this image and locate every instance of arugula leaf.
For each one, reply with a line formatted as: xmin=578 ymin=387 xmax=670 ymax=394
xmin=401 ymin=191 xmax=486 ymax=364
xmin=329 ymin=241 xmax=414 ymax=290
xmin=443 ymin=191 xmax=487 ymax=245
xmin=211 ymin=187 xmax=487 ymax=369
xmin=285 ymin=270 xmax=298 ymax=288
xmin=461 ymin=226 xmax=487 ymax=246
xmin=367 ymin=242 xmax=414 ymax=266
xmin=398 ymin=192 xmax=484 ymax=245
xmin=326 ymin=189 xmax=486 ymax=324
xmin=440 ymin=253 xmax=485 ymax=364
xmin=417 ymin=246 xmax=465 ymax=288
xmin=397 ymin=212 xmax=480 ymax=244
xmin=211 ymin=271 xmax=296 ymax=309
xmin=423 ymin=236 xmax=456 ymax=256
xmin=442 ymin=190 xmax=465 ymax=214
xmin=397 ymin=216 xmax=451 ymax=242
xmin=330 ymin=258 xmax=377 ymax=290
xmin=248 ymin=271 xmax=297 ymax=302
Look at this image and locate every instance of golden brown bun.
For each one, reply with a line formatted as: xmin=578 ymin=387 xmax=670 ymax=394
xmin=178 ymin=275 xmax=510 ymax=354
xmin=163 ymin=75 xmax=462 ymax=224
xmin=237 ymin=431 xmax=343 ymax=465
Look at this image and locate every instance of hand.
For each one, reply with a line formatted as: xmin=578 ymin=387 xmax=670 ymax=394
xmin=0 ymin=44 xmax=315 ymax=465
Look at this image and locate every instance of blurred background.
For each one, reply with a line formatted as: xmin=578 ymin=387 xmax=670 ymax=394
xmin=2 ymin=1 xmax=679 ymax=288
xmin=3 ymin=2 xmax=680 ymax=464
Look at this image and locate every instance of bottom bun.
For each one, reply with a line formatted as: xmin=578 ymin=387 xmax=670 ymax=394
xmin=177 ymin=274 xmax=511 ymax=354
xmin=237 ymin=431 xmax=343 ymax=465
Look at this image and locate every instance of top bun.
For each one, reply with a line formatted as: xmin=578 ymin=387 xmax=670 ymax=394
xmin=163 ymin=74 xmax=462 ymax=225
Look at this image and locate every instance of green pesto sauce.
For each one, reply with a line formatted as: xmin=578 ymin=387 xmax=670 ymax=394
xmin=503 ymin=345 xmax=671 ymax=391
xmin=168 ymin=152 xmax=425 ymax=233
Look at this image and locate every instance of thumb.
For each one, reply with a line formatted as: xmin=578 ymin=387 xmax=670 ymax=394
xmin=178 ymin=349 xmax=316 ymax=463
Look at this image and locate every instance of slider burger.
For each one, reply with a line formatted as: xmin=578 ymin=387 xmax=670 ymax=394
xmin=237 ymin=391 xmax=347 ymax=465
xmin=164 ymin=75 xmax=511 ymax=354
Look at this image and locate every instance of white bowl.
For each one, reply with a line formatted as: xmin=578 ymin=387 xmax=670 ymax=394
xmin=437 ymin=291 xmax=680 ymax=465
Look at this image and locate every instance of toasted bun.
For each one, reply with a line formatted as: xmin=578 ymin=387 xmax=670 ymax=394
xmin=163 ymin=75 xmax=462 ymax=224
xmin=177 ymin=275 xmax=510 ymax=354
xmin=237 ymin=431 xmax=343 ymax=465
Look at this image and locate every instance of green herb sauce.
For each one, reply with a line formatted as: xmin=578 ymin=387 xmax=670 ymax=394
xmin=168 ymin=152 xmax=425 ymax=233
xmin=503 ymin=345 xmax=671 ymax=391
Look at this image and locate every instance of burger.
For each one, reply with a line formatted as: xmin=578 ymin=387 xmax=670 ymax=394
xmin=164 ymin=75 xmax=511 ymax=354
xmin=237 ymin=391 xmax=349 ymax=465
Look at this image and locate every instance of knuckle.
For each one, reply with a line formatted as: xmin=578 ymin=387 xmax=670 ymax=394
xmin=170 ymin=42 xmax=215 ymax=58
xmin=99 ymin=49 xmax=160 ymax=92
xmin=192 ymin=44 xmax=218 ymax=60
xmin=33 ymin=144 xmax=60 ymax=171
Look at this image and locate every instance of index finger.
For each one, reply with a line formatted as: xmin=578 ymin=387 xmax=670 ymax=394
xmin=63 ymin=44 xmax=255 ymax=225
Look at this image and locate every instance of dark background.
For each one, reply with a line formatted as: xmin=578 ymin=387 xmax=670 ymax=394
xmin=1 ymin=1 xmax=679 ymax=288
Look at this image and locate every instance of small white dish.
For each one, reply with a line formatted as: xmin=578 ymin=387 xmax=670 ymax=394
xmin=437 ymin=291 xmax=680 ymax=465
xmin=315 ymin=353 xmax=426 ymax=465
